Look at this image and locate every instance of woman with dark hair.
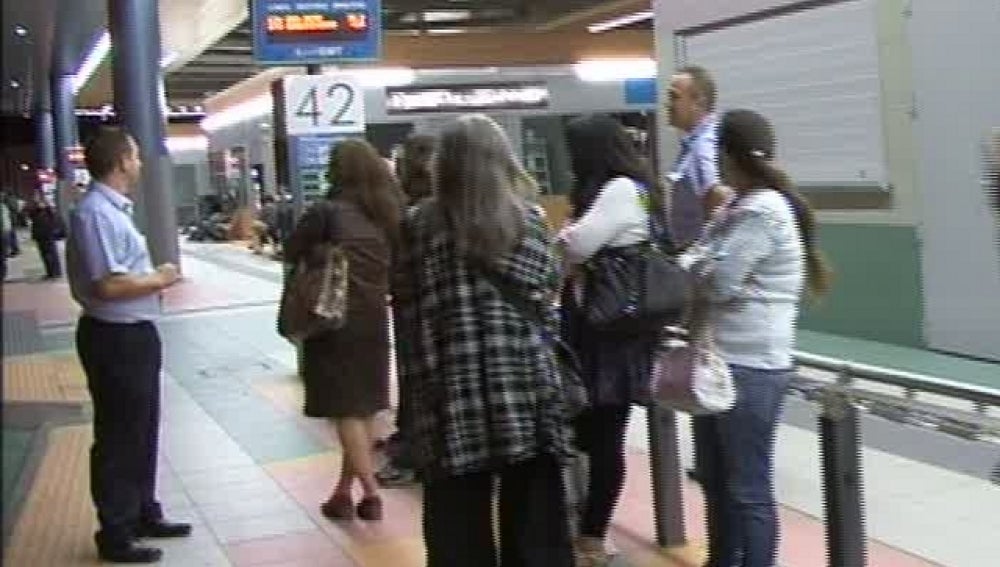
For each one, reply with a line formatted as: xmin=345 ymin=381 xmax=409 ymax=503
xmin=396 ymin=114 xmax=574 ymax=566
xmin=680 ymin=109 xmax=832 ymax=567
xmin=395 ymin=133 xmax=435 ymax=205
xmin=376 ymin=132 xmax=437 ymax=488
xmin=284 ymin=138 xmax=404 ymax=522
xmin=558 ymin=114 xmax=671 ymax=566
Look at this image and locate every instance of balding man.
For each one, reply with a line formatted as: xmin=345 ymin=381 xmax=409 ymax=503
xmin=665 ymin=65 xmax=729 ymax=248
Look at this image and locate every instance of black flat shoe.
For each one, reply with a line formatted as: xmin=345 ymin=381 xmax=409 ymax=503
xmin=98 ymin=542 xmax=163 ymax=564
xmin=135 ymin=519 xmax=192 ymax=538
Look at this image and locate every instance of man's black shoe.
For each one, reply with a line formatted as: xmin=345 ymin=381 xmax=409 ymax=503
xmin=135 ymin=519 xmax=192 ymax=538
xmin=98 ymin=542 xmax=163 ymax=564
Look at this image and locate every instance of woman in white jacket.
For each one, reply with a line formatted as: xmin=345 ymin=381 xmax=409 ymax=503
xmin=681 ymin=109 xmax=832 ymax=567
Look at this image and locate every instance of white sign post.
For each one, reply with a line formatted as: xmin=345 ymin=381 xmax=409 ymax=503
xmin=282 ymin=74 xmax=366 ymax=136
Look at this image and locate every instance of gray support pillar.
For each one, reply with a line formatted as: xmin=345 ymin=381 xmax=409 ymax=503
xmin=109 ymin=0 xmax=179 ymax=267
xmin=50 ymin=74 xmax=77 ymax=215
xmin=35 ymin=111 xmax=56 ymax=172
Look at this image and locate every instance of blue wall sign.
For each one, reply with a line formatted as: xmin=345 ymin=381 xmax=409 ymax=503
xmin=625 ymin=78 xmax=658 ymax=105
xmin=252 ymin=0 xmax=382 ymax=65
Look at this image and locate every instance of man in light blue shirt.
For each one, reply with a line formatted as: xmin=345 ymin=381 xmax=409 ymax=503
xmin=666 ymin=65 xmax=729 ymax=248
xmin=66 ymin=127 xmax=189 ymax=564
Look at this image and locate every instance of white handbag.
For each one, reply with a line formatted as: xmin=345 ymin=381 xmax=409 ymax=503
xmin=651 ymin=301 xmax=735 ymax=415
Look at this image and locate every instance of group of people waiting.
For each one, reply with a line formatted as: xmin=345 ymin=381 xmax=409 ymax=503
xmin=63 ymin=64 xmax=830 ymax=566
xmin=286 ymin=63 xmax=831 ymax=567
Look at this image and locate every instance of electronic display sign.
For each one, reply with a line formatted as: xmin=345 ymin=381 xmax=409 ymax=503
xmin=252 ymin=1 xmax=382 ymax=65
xmin=385 ymin=83 xmax=551 ymax=114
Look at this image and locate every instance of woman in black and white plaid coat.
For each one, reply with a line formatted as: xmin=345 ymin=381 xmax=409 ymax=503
xmin=394 ymin=114 xmax=575 ymax=567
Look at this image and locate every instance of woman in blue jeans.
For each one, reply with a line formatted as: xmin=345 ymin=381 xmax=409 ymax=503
xmin=679 ymin=109 xmax=833 ymax=567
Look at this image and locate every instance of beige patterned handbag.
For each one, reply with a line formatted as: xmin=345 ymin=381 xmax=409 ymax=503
xmin=277 ymin=243 xmax=349 ymax=344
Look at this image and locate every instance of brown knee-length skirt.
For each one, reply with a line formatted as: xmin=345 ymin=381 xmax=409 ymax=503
xmin=301 ymin=325 xmax=390 ymax=419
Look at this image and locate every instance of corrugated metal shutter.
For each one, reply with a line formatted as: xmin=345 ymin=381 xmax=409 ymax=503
xmin=678 ymin=0 xmax=886 ymax=190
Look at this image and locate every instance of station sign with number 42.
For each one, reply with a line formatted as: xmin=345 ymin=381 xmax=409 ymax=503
xmin=282 ymin=75 xmax=366 ymax=136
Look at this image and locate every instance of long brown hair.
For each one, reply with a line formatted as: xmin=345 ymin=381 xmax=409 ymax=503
xmin=327 ymin=138 xmax=404 ymax=240
xmin=718 ymin=109 xmax=833 ymax=298
xmin=433 ymin=114 xmax=536 ymax=261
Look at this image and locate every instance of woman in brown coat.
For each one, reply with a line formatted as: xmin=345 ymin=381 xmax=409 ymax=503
xmin=284 ymin=138 xmax=403 ymax=521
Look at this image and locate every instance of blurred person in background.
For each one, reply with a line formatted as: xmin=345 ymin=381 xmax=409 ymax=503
xmin=377 ymin=132 xmax=437 ymax=488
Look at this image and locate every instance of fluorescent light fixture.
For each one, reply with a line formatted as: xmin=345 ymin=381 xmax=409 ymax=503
xmin=166 ymin=136 xmax=209 ymax=153
xmin=201 ymin=94 xmax=273 ymax=132
xmin=14 ymin=25 xmax=28 ymax=37
xmin=426 ymin=28 xmax=468 ymax=35
xmin=573 ymin=58 xmax=656 ymax=82
xmin=422 ymin=10 xmax=471 ymax=23
xmin=9 ymin=79 xmax=21 ymax=89
xmin=587 ymin=10 xmax=654 ymax=34
xmin=160 ymin=50 xmax=179 ymax=69
xmin=343 ymin=67 xmax=416 ymax=88
xmin=72 ymin=31 xmax=111 ymax=94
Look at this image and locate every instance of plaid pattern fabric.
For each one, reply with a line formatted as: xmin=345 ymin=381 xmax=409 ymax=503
xmin=396 ymin=202 xmax=573 ymax=479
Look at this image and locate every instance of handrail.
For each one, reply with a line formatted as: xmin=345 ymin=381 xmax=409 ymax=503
xmin=793 ymin=350 xmax=1000 ymax=408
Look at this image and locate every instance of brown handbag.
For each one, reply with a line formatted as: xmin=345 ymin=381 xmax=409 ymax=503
xmin=277 ymin=242 xmax=349 ymax=344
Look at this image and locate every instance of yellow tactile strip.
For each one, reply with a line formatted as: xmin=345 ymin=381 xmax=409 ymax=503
xmin=1 ymin=353 xmax=89 ymax=405
xmin=3 ymin=425 xmax=102 ymax=566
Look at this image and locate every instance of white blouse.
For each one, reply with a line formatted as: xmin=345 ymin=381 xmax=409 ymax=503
xmin=558 ymin=176 xmax=649 ymax=264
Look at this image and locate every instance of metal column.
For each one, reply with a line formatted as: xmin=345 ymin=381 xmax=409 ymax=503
xmin=34 ymin=110 xmax=56 ymax=173
xmin=109 ymin=0 xmax=179 ymax=267
xmin=50 ymin=74 xmax=77 ymax=215
xmin=819 ymin=380 xmax=867 ymax=567
xmin=647 ymin=406 xmax=687 ymax=548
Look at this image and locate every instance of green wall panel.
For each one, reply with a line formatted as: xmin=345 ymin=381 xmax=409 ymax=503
xmin=799 ymin=224 xmax=924 ymax=347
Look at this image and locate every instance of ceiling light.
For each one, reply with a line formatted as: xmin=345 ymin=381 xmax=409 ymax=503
xmin=160 ymin=50 xmax=179 ymax=69
xmin=20 ymin=163 xmax=30 ymax=171
xmin=573 ymin=58 xmax=657 ymax=82
xmin=73 ymin=31 xmax=111 ymax=94
xmin=14 ymin=25 xmax=28 ymax=37
xmin=331 ymin=67 xmax=416 ymax=88
xmin=166 ymin=136 xmax=208 ymax=153
xmin=422 ymin=10 xmax=471 ymax=23
xmin=587 ymin=10 xmax=654 ymax=34
xmin=426 ymin=28 xmax=467 ymax=35
xmin=9 ymin=79 xmax=21 ymax=89
xmin=201 ymin=94 xmax=273 ymax=132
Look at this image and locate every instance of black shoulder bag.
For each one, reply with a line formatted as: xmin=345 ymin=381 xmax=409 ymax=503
xmin=583 ymin=184 xmax=693 ymax=334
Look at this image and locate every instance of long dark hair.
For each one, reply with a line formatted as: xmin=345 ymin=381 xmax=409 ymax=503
xmin=396 ymin=134 xmax=435 ymax=205
xmin=718 ymin=109 xmax=833 ymax=298
xmin=565 ymin=114 xmax=666 ymax=221
xmin=327 ymin=138 xmax=404 ymax=240
xmin=433 ymin=114 xmax=536 ymax=261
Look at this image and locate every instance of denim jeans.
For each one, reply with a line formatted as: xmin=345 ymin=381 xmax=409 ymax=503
xmin=693 ymin=364 xmax=792 ymax=567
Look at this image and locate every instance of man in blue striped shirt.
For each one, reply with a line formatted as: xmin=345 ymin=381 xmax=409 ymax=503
xmin=666 ymin=65 xmax=729 ymax=248
xmin=66 ymin=128 xmax=189 ymax=564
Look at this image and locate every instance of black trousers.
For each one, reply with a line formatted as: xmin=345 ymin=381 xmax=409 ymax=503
xmin=574 ymin=405 xmax=632 ymax=539
xmin=423 ymin=455 xmax=573 ymax=567
xmin=76 ymin=316 xmax=163 ymax=545
xmin=35 ymin=238 xmax=61 ymax=278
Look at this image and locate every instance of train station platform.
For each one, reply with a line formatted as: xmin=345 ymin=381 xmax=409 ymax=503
xmin=3 ymin=232 xmax=997 ymax=566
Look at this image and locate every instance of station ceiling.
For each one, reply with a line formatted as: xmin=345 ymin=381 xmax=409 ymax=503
xmin=1 ymin=0 xmax=652 ymax=117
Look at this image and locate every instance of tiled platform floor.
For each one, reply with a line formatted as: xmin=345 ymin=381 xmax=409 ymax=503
xmin=1 ymin=235 xmax=965 ymax=566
